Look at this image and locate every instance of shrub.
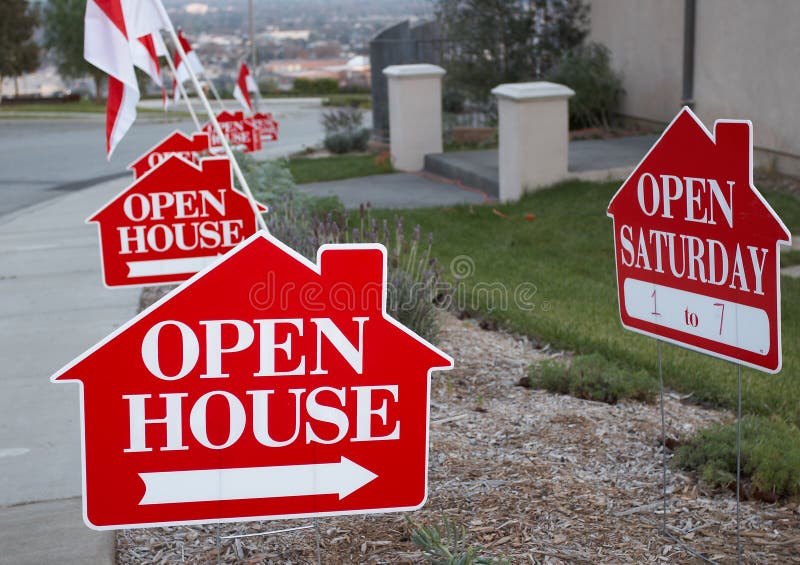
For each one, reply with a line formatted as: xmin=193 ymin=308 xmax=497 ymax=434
xmin=442 ymin=88 xmax=466 ymax=114
xmin=323 ymin=131 xmax=369 ymax=154
xmin=673 ymin=415 xmax=800 ymax=500
xmin=528 ymin=353 xmax=656 ymax=404
xmin=321 ymin=108 xmax=370 ymax=154
xmin=292 ymin=77 xmax=339 ymax=95
xmin=323 ymin=132 xmax=355 ymax=154
xmin=546 ymin=42 xmax=624 ymax=130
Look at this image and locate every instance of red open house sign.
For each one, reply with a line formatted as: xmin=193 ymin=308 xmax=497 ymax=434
xmin=248 ymin=112 xmax=279 ymax=141
xmin=88 ymin=156 xmax=266 ymax=287
xmin=128 ymin=130 xmax=210 ymax=180
xmin=51 ymin=232 xmax=453 ymax=529
xmin=204 ymin=111 xmax=262 ymax=153
xmin=608 ymin=108 xmax=791 ymax=372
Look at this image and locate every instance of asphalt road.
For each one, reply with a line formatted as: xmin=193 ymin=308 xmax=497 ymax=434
xmin=0 ymin=99 xmax=331 ymax=218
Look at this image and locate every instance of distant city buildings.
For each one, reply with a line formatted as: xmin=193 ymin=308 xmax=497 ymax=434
xmin=3 ymin=0 xmax=426 ymax=98
xmin=264 ymin=56 xmax=370 ymax=90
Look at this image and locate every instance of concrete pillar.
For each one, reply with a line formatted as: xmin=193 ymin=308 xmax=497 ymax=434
xmin=383 ymin=64 xmax=446 ymax=171
xmin=491 ymin=81 xmax=575 ymax=201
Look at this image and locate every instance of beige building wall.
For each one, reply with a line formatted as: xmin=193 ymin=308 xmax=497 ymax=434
xmin=589 ymin=0 xmax=800 ymax=173
xmin=693 ymin=0 xmax=800 ymax=163
xmin=588 ymin=0 xmax=684 ymax=123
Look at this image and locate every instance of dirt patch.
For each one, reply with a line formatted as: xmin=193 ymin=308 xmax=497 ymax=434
xmin=117 ymin=304 xmax=800 ymax=564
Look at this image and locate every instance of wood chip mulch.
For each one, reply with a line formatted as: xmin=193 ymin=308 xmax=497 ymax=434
xmin=119 ymin=298 xmax=800 ymax=564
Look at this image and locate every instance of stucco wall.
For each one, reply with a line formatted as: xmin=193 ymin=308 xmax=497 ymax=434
xmin=589 ymin=0 xmax=800 ymax=170
xmin=693 ymin=0 xmax=800 ymax=159
xmin=588 ymin=0 xmax=684 ymax=123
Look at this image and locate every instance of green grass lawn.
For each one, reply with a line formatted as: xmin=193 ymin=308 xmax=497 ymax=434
xmin=289 ymin=154 xmax=393 ymax=185
xmin=258 ymin=92 xmax=371 ymax=108
xmin=371 ymin=180 xmax=800 ymax=426
xmin=321 ymin=93 xmax=371 ymax=109
xmin=0 ymin=99 xmax=104 ymax=113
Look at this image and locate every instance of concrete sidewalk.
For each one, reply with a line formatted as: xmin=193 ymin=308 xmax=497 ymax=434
xmin=0 ymin=177 xmax=138 ymax=564
xmin=424 ymin=134 xmax=659 ymax=197
xmin=299 ymin=135 xmax=659 ymax=210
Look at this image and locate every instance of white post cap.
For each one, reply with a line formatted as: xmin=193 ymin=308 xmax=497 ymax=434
xmin=491 ymin=81 xmax=575 ymax=101
xmin=383 ymin=64 xmax=447 ymax=79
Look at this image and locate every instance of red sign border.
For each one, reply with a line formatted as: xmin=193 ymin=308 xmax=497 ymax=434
xmin=51 ymin=231 xmax=454 ymax=530
xmin=607 ymin=107 xmax=791 ymax=374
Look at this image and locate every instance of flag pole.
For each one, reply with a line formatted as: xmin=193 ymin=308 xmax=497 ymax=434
xmin=155 ymin=10 xmax=268 ymax=233
xmin=162 ymin=49 xmax=201 ymax=130
xmin=249 ymin=0 xmax=261 ymax=113
xmin=205 ymin=78 xmax=228 ymax=111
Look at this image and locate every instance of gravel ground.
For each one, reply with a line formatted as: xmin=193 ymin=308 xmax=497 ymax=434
xmin=117 ymin=299 xmax=800 ymax=564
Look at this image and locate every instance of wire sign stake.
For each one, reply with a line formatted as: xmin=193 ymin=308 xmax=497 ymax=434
xmin=608 ymin=107 xmax=791 ymax=562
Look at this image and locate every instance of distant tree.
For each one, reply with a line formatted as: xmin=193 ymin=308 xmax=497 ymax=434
xmin=546 ymin=42 xmax=623 ymax=129
xmin=436 ymin=0 xmax=590 ymax=102
xmin=43 ymin=0 xmax=105 ymax=101
xmin=0 ymin=0 xmax=41 ymax=100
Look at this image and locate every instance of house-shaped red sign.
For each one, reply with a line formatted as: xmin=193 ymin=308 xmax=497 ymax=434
xmin=204 ymin=111 xmax=262 ymax=153
xmin=128 ymin=130 xmax=210 ymax=180
xmin=88 ymin=156 xmax=266 ymax=288
xmin=248 ymin=112 xmax=279 ymax=141
xmin=51 ymin=232 xmax=454 ymax=529
xmin=608 ymin=107 xmax=791 ymax=372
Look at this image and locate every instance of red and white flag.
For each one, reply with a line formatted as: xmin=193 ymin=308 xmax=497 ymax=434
xmin=84 ymin=0 xmax=171 ymax=156
xmin=84 ymin=0 xmax=139 ymax=158
xmin=125 ymin=0 xmax=170 ymax=106
xmin=132 ymin=34 xmax=167 ymax=107
xmin=233 ymin=62 xmax=257 ymax=112
xmin=172 ymin=29 xmax=205 ymax=104
xmin=132 ymin=34 xmax=163 ymax=87
xmin=177 ymin=29 xmax=205 ymax=76
xmin=171 ymin=46 xmax=190 ymax=103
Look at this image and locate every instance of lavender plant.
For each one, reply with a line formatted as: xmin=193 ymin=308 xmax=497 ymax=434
xmin=351 ymin=205 xmax=447 ymax=343
xmin=235 ymin=154 xmax=448 ymax=343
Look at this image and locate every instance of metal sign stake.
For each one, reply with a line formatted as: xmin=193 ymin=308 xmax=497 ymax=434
xmin=657 ymin=339 xmax=667 ymax=535
xmin=656 ymin=339 xmax=717 ymax=564
xmin=315 ymin=518 xmax=322 ymax=564
xmin=736 ymin=363 xmax=743 ymax=564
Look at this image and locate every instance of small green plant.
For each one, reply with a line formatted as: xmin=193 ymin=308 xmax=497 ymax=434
xmin=322 ymin=108 xmax=370 ymax=154
xmin=408 ymin=517 xmax=505 ymax=565
xmin=546 ymin=41 xmax=624 ymax=130
xmin=528 ymin=353 xmax=656 ymax=404
xmin=673 ymin=415 xmax=800 ymax=500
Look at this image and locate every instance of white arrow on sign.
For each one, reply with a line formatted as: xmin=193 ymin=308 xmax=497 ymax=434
xmin=138 ymin=457 xmax=378 ymax=505
xmin=127 ymin=255 xmax=222 ymax=277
